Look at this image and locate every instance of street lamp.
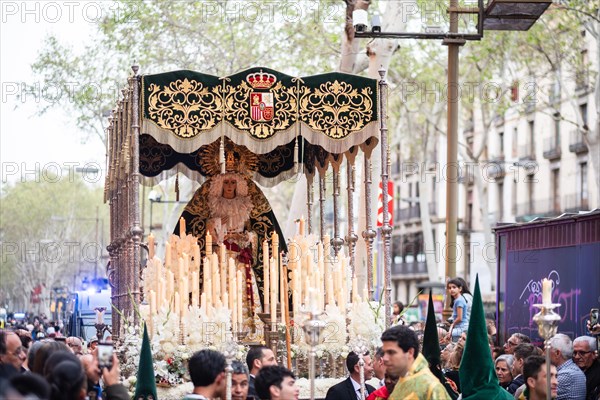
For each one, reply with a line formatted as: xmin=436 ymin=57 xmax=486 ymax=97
xmin=353 ymin=0 xmax=552 ymax=320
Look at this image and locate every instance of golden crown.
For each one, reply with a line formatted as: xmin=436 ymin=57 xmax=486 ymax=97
xmin=246 ymin=70 xmax=277 ymax=89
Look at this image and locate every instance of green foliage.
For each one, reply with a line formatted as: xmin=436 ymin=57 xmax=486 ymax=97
xmin=0 ymin=175 xmax=107 ymax=307
xmin=29 ymin=0 xmax=346 ymax=145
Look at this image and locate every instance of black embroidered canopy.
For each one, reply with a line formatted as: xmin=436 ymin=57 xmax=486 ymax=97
xmin=139 ymin=67 xmax=379 ymax=186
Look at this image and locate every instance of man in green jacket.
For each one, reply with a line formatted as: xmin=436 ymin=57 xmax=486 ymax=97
xmin=382 ymin=325 xmax=451 ymax=400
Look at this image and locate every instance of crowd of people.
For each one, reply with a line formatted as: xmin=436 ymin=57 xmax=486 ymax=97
xmin=1 ymin=277 xmax=599 ymax=400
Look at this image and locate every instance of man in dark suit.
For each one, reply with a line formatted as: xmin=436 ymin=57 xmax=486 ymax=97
xmin=325 ymin=351 xmax=376 ymax=400
xmin=246 ymin=345 xmax=277 ymax=399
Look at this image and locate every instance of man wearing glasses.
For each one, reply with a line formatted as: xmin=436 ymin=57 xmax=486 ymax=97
xmin=503 ymin=333 xmax=531 ymax=355
xmin=572 ymin=336 xmax=600 ymax=400
xmin=0 ymin=329 xmax=27 ymax=375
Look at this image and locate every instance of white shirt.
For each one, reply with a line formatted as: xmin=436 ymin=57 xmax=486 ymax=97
xmin=351 ymin=377 xmax=365 ymax=400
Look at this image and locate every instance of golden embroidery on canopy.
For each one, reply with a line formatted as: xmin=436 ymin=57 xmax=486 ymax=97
xmin=146 ymin=78 xmax=222 ymax=138
xmin=299 ymin=80 xmax=374 ymax=139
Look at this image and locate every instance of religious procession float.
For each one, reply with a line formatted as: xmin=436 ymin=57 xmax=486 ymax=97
xmin=104 ymin=65 xmax=395 ymax=398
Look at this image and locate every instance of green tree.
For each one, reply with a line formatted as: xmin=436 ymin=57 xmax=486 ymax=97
xmin=0 ymin=175 xmax=107 ymax=315
xmin=30 ymin=0 xmax=346 ymax=146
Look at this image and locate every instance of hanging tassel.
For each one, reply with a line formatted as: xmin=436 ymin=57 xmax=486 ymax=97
xmin=293 ymin=136 xmax=299 ymax=174
xmin=175 ymin=173 xmax=180 ymax=202
xmin=219 ymin=136 xmax=225 ymax=174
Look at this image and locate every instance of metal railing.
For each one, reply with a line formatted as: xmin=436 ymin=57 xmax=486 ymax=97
xmin=518 ymin=143 xmax=536 ymax=161
xmin=563 ymin=193 xmax=589 ymax=212
xmin=569 ymin=129 xmax=588 ymax=154
xmin=392 ymin=261 xmax=428 ymax=276
xmin=515 ymin=198 xmax=561 ymax=220
xmin=543 ymin=136 xmax=561 ymax=160
xmin=396 ymin=203 xmax=437 ymax=223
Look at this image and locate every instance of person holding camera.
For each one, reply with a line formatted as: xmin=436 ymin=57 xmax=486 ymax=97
xmin=80 ymin=349 xmax=129 ymax=400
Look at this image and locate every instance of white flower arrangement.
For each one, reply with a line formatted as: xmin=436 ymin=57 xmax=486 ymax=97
xmin=321 ymin=304 xmax=348 ymax=358
xmin=348 ymin=300 xmax=384 ymax=350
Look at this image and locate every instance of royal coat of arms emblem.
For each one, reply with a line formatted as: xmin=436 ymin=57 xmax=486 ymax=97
xmin=247 ymin=71 xmax=276 ymax=122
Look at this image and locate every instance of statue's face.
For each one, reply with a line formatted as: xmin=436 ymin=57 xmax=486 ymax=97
xmin=223 ymin=178 xmax=237 ymax=199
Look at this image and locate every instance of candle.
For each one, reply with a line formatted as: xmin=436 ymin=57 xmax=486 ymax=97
xmin=178 ymin=257 xmax=185 ymax=281
xmin=264 ymin=245 xmax=270 ymax=309
xmin=180 ymin=280 xmax=188 ymax=318
xmin=148 ymin=233 xmax=155 ymax=260
xmin=201 ymin=292 xmax=206 ymax=313
xmin=165 ymin=242 xmax=172 ymax=269
xmin=167 ymin=271 xmax=174 ymax=305
xmin=191 ymin=271 xmax=199 ymax=308
xmin=231 ymin=284 xmax=237 ymax=331
xmin=206 ymin=232 xmax=212 ymax=255
xmin=352 ymin=275 xmax=358 ymax=303
xmin=211 ymin=253 xmax=219 ymax=304
xmin=270 ymin=258 xmax=277 ymax=325
xmin=237 ymin=270 xmax=243 ymax=328
xmin=149 ymin=290 xmax=156 ymax=314
xmin=174 ymin=292 xmax=180 ymax=316
xmin=309 ymin=288 xmax=319 ymax=313
xmin=323 ymin=234 xmax=330 ymax=262
xmin=160 ymin=278 xmax=166 ymax=309
xmin=220 ymin=244 xmax=226 ymax=265
xmin=183 ymin=252 xmax=190 ymax=277
xmin=179 ymin=217 xmax=186 ymax=238
xmin=299 ymin=215 xmax=305 ymax=236
xmin=542 ymin=278 xmax=552 ymax=304
xmin=223 ymin=292 xmax=229 ymax=319
xmin=193 ymin=244 xmax=201 ymax=269
xmin=327 ymin=277 xmax=334 ymax=306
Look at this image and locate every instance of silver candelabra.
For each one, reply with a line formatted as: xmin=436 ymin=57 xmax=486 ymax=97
xmin=350 ymin=336 xmax=370 ymax=400
xmin=302 ymin=309 xmax=326 ymax=400
xmin=222 ymin=339 xmax=239 ymax=400
xmin=532 ymin=302 xmax=561 ymax=400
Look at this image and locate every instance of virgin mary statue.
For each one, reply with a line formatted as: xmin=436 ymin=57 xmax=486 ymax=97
xmin=174 ymin=139 xmax=286 ymax=332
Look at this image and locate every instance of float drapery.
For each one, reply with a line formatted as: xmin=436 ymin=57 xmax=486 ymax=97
xmin=139 ymin=67 xmax=379 ymax=187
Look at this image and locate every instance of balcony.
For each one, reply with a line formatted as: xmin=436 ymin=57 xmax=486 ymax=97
xmin=486 ymin=157 xmax=506 ymax=181
xmin=563 ymin=193 xmax=589 ymax=213
xmin=396 ymin=203 xmax=437 ymax=223
xmin=518 ymin=143 xmax=536 ymax=162
xmin=515 ymin=198 xmax=562 ymax=222
xmin=575 ymin=69 xmax=590 ymax=93
xmin=543 ymin=137 xmax=561 ymax=160
xmin=392 ymin=261 xmax=428 ymax=277
xmin=569 ymin=129 xmax=588 ymax=154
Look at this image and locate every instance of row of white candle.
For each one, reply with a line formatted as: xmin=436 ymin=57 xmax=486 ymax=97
xmin=287 ymin=222 xmax=359 ymax=314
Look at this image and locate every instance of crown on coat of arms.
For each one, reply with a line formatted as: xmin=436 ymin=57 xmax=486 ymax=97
xmin=246 ymin=70 xmax=277 ymax=89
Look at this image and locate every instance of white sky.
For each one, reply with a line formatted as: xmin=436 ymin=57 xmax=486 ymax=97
xmin=1 ymin=1 xmax=106 ymax=185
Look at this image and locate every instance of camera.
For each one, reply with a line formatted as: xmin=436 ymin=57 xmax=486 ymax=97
xmin=352 ymin=9 xmax=368 ymax=33
xmin=97 ymin=342 xmax=114 ymax=370
xmin=371 ymin=15 xmax=382 ymax=33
